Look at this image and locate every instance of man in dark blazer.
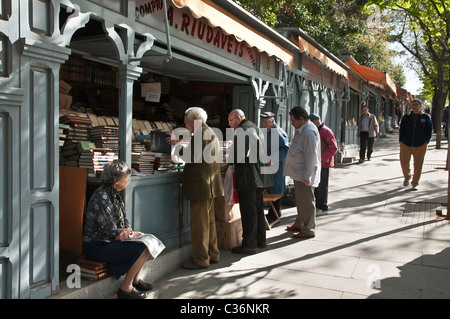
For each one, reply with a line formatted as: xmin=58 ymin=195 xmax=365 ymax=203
xmin=169 ymin=107 xmax=224 ymax=269
xmin=228 ymin=109 xmax=274 ymax=255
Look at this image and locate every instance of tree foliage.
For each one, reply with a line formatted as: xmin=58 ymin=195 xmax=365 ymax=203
xmin=364 ymin=0 xmax=450 ymax=147
xmin=233 ymin=0 xmax=406 ymax=86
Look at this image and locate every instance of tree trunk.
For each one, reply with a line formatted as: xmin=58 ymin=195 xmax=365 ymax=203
xmin=434 ymin=58 xmax=445 ymax=149
xmin=432 ymin=93 xmax=443 ymax=149
xmin=447 ymin=143 xmax=449 ymax=219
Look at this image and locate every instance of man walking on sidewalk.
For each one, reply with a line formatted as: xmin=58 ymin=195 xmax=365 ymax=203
xmin=358 ymin=104 xmax=379 ymax=163
xmin=399 ymin=99 xmax=433 ymax=190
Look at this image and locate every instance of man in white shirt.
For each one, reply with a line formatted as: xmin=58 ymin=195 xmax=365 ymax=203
xmin=284 ymin=106 xmax=321 ymax=239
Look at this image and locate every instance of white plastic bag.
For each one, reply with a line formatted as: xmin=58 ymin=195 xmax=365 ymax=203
xmin=223 ymin=166 xmax=238 ymax=205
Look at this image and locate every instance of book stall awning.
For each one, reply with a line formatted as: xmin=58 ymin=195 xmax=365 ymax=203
xmin=294 ymin=35 xmax=348 ymax=78
xmin=171 ymin=0 xmax=295 ymax=69
xmin=396 ymin=86 xmax=414 ymax=102
xmin=345 ymin=60 xmax=397 ymax=94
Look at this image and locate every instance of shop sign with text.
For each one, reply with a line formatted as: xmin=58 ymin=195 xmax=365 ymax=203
xmin=135 ymin=0 xmax=259 ymax=70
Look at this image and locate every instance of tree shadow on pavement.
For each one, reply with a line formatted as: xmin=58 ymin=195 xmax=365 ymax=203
xmin=368 ymin=247 xmax=450 ymax=299
xmin=157 ymin=218 xmax=442 ymax=299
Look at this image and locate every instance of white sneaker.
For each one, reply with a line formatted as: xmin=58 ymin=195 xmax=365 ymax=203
xmin=411 ymin=184 xmax=418 ymax=191
xmin=316 ymin=209 xmax=328 ymax=217
xmin=403 ymin=179 xmax=410 ymax=187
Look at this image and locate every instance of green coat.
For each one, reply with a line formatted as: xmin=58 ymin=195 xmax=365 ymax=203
xmin=182 ymin=123 xmax=224 ymax=201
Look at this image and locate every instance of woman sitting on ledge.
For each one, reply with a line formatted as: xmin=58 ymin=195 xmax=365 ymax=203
xmin=82 ymin=160 xmax=152 ymax=299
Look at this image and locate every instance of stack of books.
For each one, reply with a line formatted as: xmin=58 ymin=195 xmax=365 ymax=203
xmin=132 ymin=151 xmax=157 ymax=175
xmin=158 ymin=153 xmax=175 ymax=170
xmin=90 ymin=126 xmax=119 ymax=155
xmin=59 ymin=111 xmax=92 ymax=127
xmin=132 ymin=141 xmax=146 ymax=153
xmin=59 ymin=123 xmax=70 ymax=149
xmin=64 ymin=124 xmax=90 ymax=142
xmin=60 ymin=141 xmax=96 ymax=167
xmin=78 ymin=149 xmax=115 ymax=177
xmin=59 ymin=111 xmax=93 ymax=167
xmin=60 ymin=140 xmax=81 ymax=166
xmin=76 ymin=256 xmax=111 ymax=281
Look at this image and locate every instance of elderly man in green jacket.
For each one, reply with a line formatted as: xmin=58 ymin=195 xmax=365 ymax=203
xmin=169 ymin=107 xmax=224 ymax=269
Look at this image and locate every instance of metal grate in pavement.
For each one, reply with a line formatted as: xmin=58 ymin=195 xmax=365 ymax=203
xmin=402 ymin=201 xmax=449 ymax=224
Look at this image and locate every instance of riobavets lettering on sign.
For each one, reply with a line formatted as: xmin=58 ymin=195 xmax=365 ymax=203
xmin=135 ymin=0 xmax=257 ymax=69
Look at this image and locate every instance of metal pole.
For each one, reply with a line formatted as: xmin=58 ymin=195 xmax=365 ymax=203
xmin=177 ymin=163 xmax=182 ymax=247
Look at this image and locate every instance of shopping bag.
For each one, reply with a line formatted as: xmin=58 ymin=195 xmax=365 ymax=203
xmin=223 ymin=166 xmax=239 ymax=204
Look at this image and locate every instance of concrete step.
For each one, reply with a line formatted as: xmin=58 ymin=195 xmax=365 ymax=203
xmin=49 ymin=244 xmax=192 ymax=299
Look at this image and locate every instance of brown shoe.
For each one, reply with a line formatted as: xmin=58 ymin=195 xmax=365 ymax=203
xmin=286 ymin=225 xmax=301 ymax=232
xmin=231 ymin=245 xmax=256 ymax=255
xmin=292 ymin=232 xmax=315 ymax=240
xmin=182 ymin=261 xmax=209 ymax=270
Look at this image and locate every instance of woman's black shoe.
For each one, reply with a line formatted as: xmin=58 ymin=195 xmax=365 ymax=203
xmin=133 ymin=279 xmax=153 ymax=291
xmin=117 ymin=287 xmax=147 ymax=299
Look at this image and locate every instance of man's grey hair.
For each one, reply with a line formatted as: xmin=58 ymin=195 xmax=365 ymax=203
xmin=185 ymin=107 xmax=208 ymax=123
xmin=102 ymin=160 xmax=131 ymax=186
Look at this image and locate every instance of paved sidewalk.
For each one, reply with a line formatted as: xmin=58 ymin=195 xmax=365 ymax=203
xmin=152 ymin=131 xmax=450 ymax=299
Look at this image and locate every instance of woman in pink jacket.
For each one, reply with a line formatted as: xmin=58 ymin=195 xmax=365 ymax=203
xmin=309 ymin=114 xmax=338 ymax=216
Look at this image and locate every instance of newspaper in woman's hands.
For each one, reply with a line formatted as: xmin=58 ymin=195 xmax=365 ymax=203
xmin=124 ymin=233 xmax=165 ymax=259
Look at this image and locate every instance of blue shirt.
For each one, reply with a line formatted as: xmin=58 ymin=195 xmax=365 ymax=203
xmin=266 ymin=123 xmax=289 ymax=194
xmin=361 ymin=114 xmax=370 ymax=132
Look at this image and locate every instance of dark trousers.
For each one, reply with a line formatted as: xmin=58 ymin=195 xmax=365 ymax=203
xmin=267 ymin=198 xmax=281 ymax=220
xmin=314 ymin=167 xmax=329 ymax=211
xmin=238 ymin=188 xmax=265 ymax=248
xmin=359 ymin=131 xmax=375 ymax=160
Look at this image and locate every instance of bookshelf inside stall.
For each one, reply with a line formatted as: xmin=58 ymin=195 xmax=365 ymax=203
xmin=58 ymin=56 xmax=181 ymax=282
xmin=58 ymin=55 xmax=233 ymax=282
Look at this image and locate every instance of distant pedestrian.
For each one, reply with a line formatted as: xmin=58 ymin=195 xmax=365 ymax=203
xmin=399 ymin=99 xmax=433 ymax=190
xmin=260 ymin=111 xmax=289 ymax=222
xmin=284 ymin=106 xmax=321 ymax=239
xmin=442 ymin=106 xmax=449 ymax=140
xmin=309 ymin=113 xmax=338 ymax=216
xmin=396 ymin=106 xmax=402 ymax=126
xmin=357 ymin=105 xmax=379 ymax=163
